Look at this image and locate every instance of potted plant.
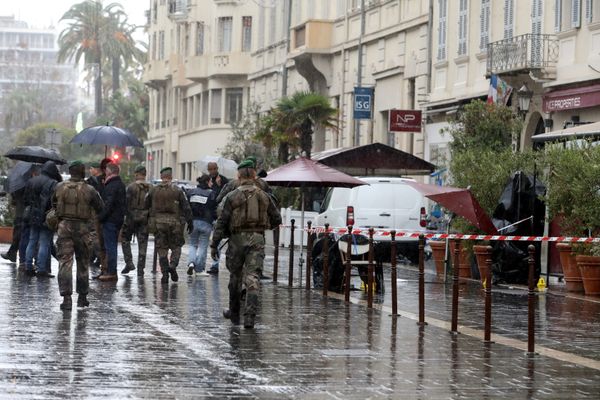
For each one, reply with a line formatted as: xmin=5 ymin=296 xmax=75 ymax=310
xmin=544 ymin=144 xmax=600 ymax=296
xmin=0 ymin=196 xmax=15 ymax=244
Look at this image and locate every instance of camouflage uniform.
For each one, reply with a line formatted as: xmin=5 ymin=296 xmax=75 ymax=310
xmin=146 ymin=182 xmax=192 ymax=283
xmin=211 ymin=180 xmax=281 ymax=327
xmin=121 ymin=180 xmax=151 ymax=275
xmin=52 ymin=178 xmax=104 ymax=298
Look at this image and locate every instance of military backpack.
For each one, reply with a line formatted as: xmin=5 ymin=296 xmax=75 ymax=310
xmin=229 ymin=185 xmax=269 ymax=233
xmin=55 ymin=181 xmax=91 ymax=220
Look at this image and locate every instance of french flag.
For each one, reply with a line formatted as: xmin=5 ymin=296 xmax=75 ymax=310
xmin=487 ymin=74 xmax=498 ymax=104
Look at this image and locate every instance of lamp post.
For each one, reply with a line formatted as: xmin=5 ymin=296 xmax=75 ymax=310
xmin=517 ymin=83 xmax=533 ymax=117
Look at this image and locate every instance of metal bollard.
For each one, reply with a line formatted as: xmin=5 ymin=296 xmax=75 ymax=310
xmin=322 ymin=223 xmax=330 ymax=297
xmin=418 ymin=234 xmax=425 ymax=325
xmin=344 ymin=225 xmax=353 ymax=302
xmin=288 ymin=219 xmax=295 ymax=287
xmin=484 ymin=245 xmax=493 ymax=342
xmin=390 ymin=230 xmax=398 ymax=317
xmin=367 ymin=228 xmax=375 ymax=309
xmin=273 ymin=226 xmax=279 ymax=283
xmin=528 ymin=245 xmax=536 ymax=353
xmin=451 ymin=240 xmax=460 ymax=333
xmin=306 ymin=221 xmax=313 ymax=290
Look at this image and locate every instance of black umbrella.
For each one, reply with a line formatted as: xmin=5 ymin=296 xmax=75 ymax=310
xmin=71 ymin=125 xmax=144 ymax=148
xmin=7 ymin=162 xmax=35 ymax=193
xmin=5 ymin=146 xmax=66 ymax=165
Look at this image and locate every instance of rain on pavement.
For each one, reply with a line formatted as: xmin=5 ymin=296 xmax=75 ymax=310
xmin=1 ymin=239 xmax=599 ymax=399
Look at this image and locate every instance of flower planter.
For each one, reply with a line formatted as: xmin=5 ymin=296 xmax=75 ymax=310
xmin=556 ymin=243 xmax=584 ymax=292
xmin=575 ymin=255 xmax=600 ymax=296
xmin=473 ymin=245 xmax=492 ymax=283
xmin=429 ymin=240 xmax=446 ymax=276
xmin=449 ymin=240 xmax=472 ymax=279
xmin=0 ymin=226 xmax=13 ymax=244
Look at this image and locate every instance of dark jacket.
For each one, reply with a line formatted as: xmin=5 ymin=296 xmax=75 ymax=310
xmin=86 ymin=174 xmax=104 ymax=195
xmin=186 ymin=185 xmax=217 ymax=224
xmin=97 ymin=175 xmax=126 ymax=226
xmin=210 ymin=174 xmax=229 ymax=198
xmin=24 ymin=161 xmax=62 ymax=227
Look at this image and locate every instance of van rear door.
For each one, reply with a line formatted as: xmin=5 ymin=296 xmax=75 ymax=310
xmin=393 ymin=183 xmax=425 ymax=232
xmin=353 ymin=182 xmax=396 ymax=228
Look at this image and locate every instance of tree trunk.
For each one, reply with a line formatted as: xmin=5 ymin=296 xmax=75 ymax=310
xmin=112 ymin=57 xmax=120 ymax=94
xmin=95 ymin=56 xmax=103 ymax=116
xmin=299 ymin=119 xmax=313 ymax=158
xmin=278 ymin=142 xmax=289 ymax=164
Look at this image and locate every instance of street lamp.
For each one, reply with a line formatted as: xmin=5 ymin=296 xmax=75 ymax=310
xmin=517 ymin=83 xmax=533 ymax=116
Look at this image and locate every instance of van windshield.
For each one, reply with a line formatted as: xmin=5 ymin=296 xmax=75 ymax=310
xmin=355 ymin=183 xmax=419 ymax=209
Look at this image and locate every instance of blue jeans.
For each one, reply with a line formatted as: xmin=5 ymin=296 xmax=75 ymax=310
xmin=19 ymin=224 xmax=30 ymax=265
xmin=188 ymin=220 xmax=213 ymax=272
xmin=25 ymin=225 xmax=53 ymax=273
xmin=102 ymin=222 xmax=121 ymax=275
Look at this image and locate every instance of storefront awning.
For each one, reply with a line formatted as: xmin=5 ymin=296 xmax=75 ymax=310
xmin=532 ymin=120 xmax=600 ymax=142
xmin=311 ymin=142 xmax=436 ymax=176
xmin=542 ymin=84 xmax=600 ymax=112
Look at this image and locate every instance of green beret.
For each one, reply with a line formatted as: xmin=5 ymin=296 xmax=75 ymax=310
xmin=237 ymin=159 xmax=255 ymax=170
xmin=69 ymin=160 xmax=84 ymax=169
xmin=134 ymin=165 xmax=147 ymax=174
xmin=246 ymin=156 xmax=257 ymax=167
xmin=89 ymin=161 xmax=101 ymax=168
xmin=160 ymin=166 xmax=172 ymax=175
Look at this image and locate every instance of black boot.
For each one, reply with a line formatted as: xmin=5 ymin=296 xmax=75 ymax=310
xmin=243 ymin=292 xmax=259 ymax=329
xmin=60 ymin=295 xmax=72 ymax=311
xmin=161 ymin=272 xmax=169 ymax=284
xmin=77 ymin=294 xmax=89 ymax=308
xmin=159 ymin=257 xmax=169 ymax=284
xmin=121 ymin=264 xmax=135 ymax=274
xmin=223 ymin=290 xmax=241 ymax=325
xmin=137 ymin=266 xmax=144 ymax=277
xmin=169 ymin=268 xmax=179 ymax=282
xmin=1 ymin=252 xmax=16 ymax=263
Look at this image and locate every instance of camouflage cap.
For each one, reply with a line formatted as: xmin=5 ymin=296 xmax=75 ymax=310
xmin=69 ymin=160 xmax=84 ymax=169
xmin=237 ymin=159 xmax=255 ymax=170
xmin=160 ymin=166 xmax=173 ymax=175
xmin=134 ymin=165 xmax=147 ymax=174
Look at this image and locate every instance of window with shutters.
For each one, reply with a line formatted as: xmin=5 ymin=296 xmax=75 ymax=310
xmin=158 ymin=31 xmax=165 ymax=60
xmin=269 ymin=7 xmax=277 ymax=44
xmin=458 ymin=0 xmax=468 ymax=56
xmin=210 ymin=89 xmax=222 ymax=124
xmin=556 ymin=0 xmax=582 ymax=31
xmin=437 ymin=0 xmax=447 ymax=61
xmin=225 ymin=88 xmax=244 ymax=124
xmin=587 ymin=0 xmax=600 ymax=22
xmin=503 ymin=0 xmax=514 ymax=39
xmin=242 ymin=17 xmax=252 ymax=52
xmin=480 ymin=0 xmax=491 ymax=52
xmin=218 ymin=17 xmax=233 ymax=52
xmin=196 ymin=23 xmax=204 ymax=55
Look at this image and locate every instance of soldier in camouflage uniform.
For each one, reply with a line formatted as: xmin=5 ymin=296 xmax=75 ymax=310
xmin=145 ymin=167 xmax=193 ymax=284
xmin=52 ymin=161 xmax=104 ymax=310
xmin=121 ymin=165 xmax=151 ymax=276
xmin=210 ymin=159 xmax=281 ymax=329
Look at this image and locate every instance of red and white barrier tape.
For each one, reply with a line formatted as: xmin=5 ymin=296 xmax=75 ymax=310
xmin=278 ymin=225 xmax=600 ymax=243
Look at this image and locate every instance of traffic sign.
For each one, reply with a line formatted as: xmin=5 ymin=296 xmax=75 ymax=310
xmin=353 ymin=87 xmax=373 ymax=120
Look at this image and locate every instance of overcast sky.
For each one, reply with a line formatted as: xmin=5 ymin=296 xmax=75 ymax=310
xmin=0 ymin=0 xmax=149 ymax=40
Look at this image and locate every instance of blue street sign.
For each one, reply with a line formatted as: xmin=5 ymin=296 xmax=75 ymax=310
xmin=353 ymin=87 xmax=373 ymax=120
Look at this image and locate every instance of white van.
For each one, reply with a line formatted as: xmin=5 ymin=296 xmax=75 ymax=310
xmin=314 ymin=177 xmax=428 ymax=241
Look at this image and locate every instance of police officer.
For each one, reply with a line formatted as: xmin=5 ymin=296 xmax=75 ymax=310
xmin=210 ymin=159 xmax=282 ymax=329
xmin=121 ymin=165 xmax=151 ymax=276
xmin=145 ymin=167 xmax=193 ymax=284
xmin=52 ymin=161 xmax=104 ymax=310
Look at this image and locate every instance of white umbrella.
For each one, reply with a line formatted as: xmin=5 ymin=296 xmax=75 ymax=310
xmin=196 ymin=156 xmax=238 ymax=179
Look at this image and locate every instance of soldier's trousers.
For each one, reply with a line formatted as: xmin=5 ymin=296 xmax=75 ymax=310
xmin=155 ymin=220 xmax=184 ymax=272
xmin=225 ymin=232 xmax=264 ymax=316
xmin=121 ymin=220 xmax=149 ymax=270
xmin=57 ymin=220 xmax=91 ymax=296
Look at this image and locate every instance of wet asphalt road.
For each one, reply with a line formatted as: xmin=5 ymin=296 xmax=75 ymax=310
xmin=0 ymin=239 xmax=599 ymax=399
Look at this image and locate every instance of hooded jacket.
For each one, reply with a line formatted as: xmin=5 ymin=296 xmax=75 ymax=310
xmin=24 ymin=161 xmax=62 ymax=226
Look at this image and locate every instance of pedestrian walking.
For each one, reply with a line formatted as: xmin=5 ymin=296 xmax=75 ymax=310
xmin=146 ymin=167 xmax=193 ymax=284
xmin=23 ymin=161 xmax=62 ymax=277
xmin=96 ymin=162 xmax=126 ymax=282
xmin=121 ymin=165 xmax=151 ymax=276
xmin=52 ymin=161 xmax=104 ymax=310
xmin=186 ymin=174 xmax=217 ymax=276
xmin=210 ymin=159 xmax=282 ymax=329
xmin=86 ymin=160 xmax=107 ymax=274
xmin=206 ymin=162 xmax=229 ymax=274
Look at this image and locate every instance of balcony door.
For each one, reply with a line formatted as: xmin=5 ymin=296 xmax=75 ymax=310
xmin=531 ymin=0 xmax=543 ymax=67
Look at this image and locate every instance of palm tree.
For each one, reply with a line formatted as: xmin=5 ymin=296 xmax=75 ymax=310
xmin=270 ymin=91 xmax=338 ymax=159
xmin=58 ymin=1 xmax=143 ymax=115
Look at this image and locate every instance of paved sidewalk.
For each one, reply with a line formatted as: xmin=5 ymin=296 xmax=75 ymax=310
xmin=0 ymin=239 xmax=598 ymax=399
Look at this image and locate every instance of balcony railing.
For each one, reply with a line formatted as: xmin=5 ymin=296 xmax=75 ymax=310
xmin=486 ymin=34 xmax=559 ymax=76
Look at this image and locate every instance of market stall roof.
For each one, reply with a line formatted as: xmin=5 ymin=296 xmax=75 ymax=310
xmin=311 ymin=142 xmax=436 ymax=177
xmin=532 ymin=121 xmax=600 ymax=143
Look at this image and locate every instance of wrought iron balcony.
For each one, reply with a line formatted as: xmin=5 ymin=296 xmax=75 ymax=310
xmin=486 ymin=34 xmax=559 ymax=77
